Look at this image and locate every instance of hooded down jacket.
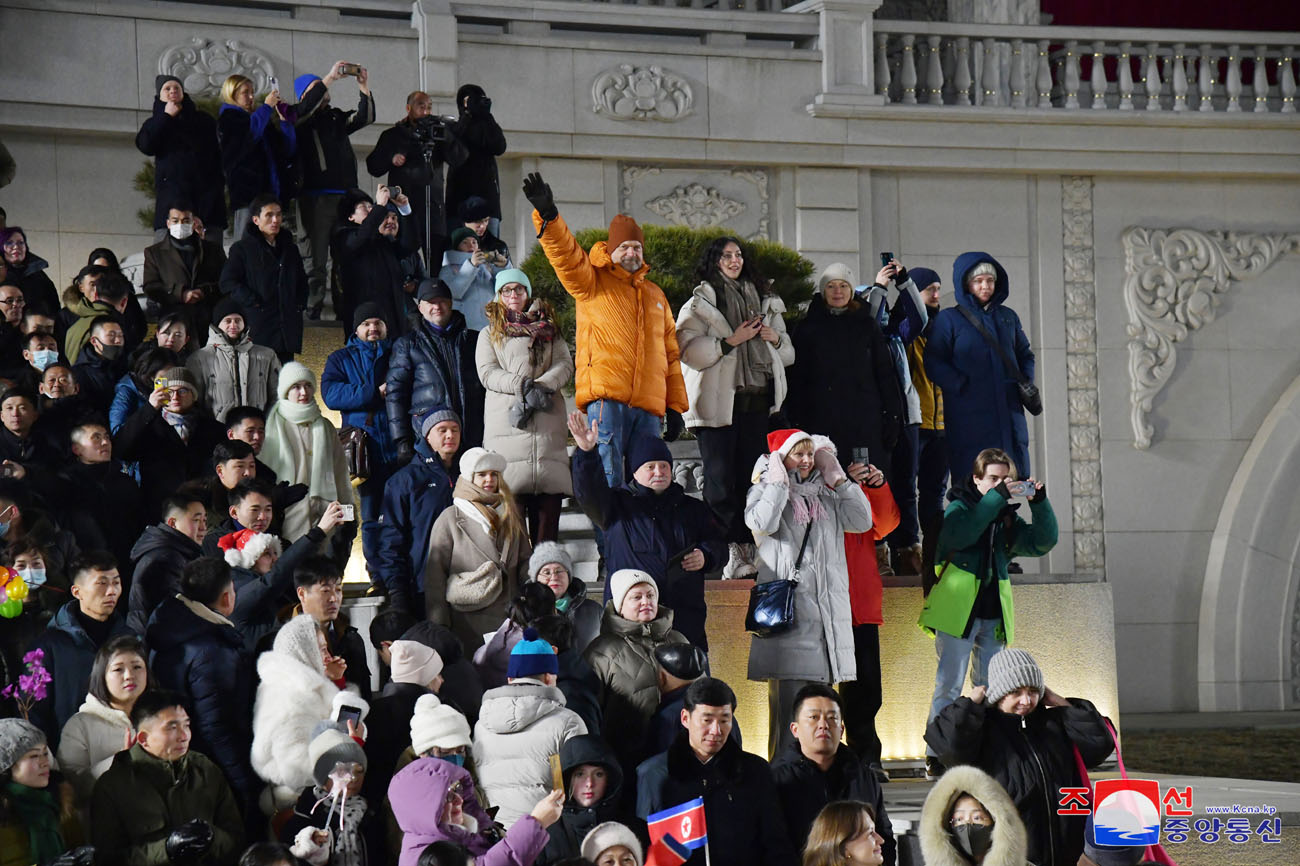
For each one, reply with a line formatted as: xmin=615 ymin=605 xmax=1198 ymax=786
xmin=532 ymin=212 xmax=687 ymax=418
xmin=251 ymin=615 xmax=344 ymax=795
xmin=744 ymin=452 xmax=873 ymax=684
xmin=388 ymin=757 xmax=548 ymax=866
xmin=919 ymin=764 xmax=1029 ymax=866
xmin=925 ymin=696 xmax=1112 ymax=866
xmin=187 ymin=325 xmax=282 ymax=423
xmin=472 ymin=681 xmax=588 ymax=829
xmin=582 ymin=603 xmax=688 ymax=769
xmin=540 ymin=734 xmax=647 ymax=865
xmin=475 ymin=320 xmax=574 ymax=496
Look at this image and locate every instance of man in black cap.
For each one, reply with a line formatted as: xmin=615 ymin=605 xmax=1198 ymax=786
xmin=332 ymin=185 xmax=420 ymax=339
xmin=186 ymin=297 xmax=281 ymax=423
xmin=644 ymin=643 xmax=741 ymax=758
xmin=385 ymin=278 xmax=483 ymax=462
xmin=322 ymin=301 xmax=399 ymax=584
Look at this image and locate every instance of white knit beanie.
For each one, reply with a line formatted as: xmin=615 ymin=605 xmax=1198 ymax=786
xmin=277 ymin=361 xmax=315 ymax=400
xmin=817 ymin=262 xmax=855 ymax=293
xmin=459 ymin=446 xmax=507 ymax=478
xmin=273 ymin=614 xmax=325 ymax=676
xmin=985 ymin=647 xmax=1045 ymax=705
xmin=390 ymin=640 xmax=444 ymax=687
xmin=608 ymin=569 xmax=657 ymax=614
xmin=410 ymin=693 xmax=472 ymax=754
xmin=582 ymin=822 xmax=644 ymax=866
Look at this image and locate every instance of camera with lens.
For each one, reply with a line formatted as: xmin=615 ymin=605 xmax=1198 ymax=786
xmin=411 ymin=114 xmax=450 ymax=144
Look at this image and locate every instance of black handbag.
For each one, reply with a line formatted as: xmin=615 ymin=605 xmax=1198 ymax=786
xmin=955 ymin=305 xmax=1042 ymax=416
xmin=745 ymin=519 xmax=813 ymax=637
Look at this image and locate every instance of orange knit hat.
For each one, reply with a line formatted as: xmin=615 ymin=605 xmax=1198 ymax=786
xmin=607 ymin=214 xmax=644 ymax=251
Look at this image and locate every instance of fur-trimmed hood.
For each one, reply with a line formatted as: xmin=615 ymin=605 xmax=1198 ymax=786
xmin=920 ymin=764 xmax=1029 ymax=866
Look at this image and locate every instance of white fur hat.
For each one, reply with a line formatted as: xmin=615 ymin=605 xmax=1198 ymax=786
xmin=608 ymin=569 xmax=657 ymax=614
xmin=459 ymin=446 xmax=507 ymax=478
xmin=410 ymin=693 xmax=472 ymax=754
xmin=582 ymin=822 xmax=644 ymax=866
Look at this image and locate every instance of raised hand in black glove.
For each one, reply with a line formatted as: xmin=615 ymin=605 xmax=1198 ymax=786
xmin=522 ymin=172 xmax=558 ymax=221
xmin=164 ymin=819 xmax=214 ymax=864
xmin=891 ymin=262 xmax=909 ymax=284
xmin=50 ymin=847 xmax=95 ymax=866
xmin=663 ymin=409 xmax=685 ymax=443
xmin=395 ymin=438 xmax=415 ymax=466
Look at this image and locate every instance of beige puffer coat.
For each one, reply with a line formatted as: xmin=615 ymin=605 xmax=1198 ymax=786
xmin=676 ymin=281 xmax=794 ymax=429
xmin=919 ymin=764 xmax=1030 ymax=866
xmin=57 ymin=693 xmax=133 ymax=805
xmin=582 ymin=602 xmax=688 ymax=763
xmin=187 ymin=325 xmax=281 ymax=422
xmin=474 ymin=322 xmax=574 ymax=496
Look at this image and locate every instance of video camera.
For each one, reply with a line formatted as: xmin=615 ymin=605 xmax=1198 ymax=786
xmin=411 ymin=114 xmax=456 ymax=146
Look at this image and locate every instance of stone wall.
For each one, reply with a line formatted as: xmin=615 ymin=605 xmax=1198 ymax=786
xmin=2 ymin=0 xmax=1299 ymax=714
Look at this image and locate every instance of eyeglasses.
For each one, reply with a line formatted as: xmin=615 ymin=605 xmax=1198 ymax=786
xmin=2 ymin=239 xmax=26 ymax=249
xmin=950 ymin=815 xmax=992 ymax=827
xmin=0 ymin=297 xmax=24 ymax=306
xmin=499 ymin=286 xmax=528 ymax=296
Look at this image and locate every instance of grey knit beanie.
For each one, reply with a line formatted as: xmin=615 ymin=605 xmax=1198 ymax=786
xmin=529 ymin=541 xmax=575 ymax=583
xmin=308 ymin=721 xmax=367 ymax=788
xmin=0 ymin=718 xmax=46 ymax=773
xmin=985 ymin=648 xmax=1044 ymax=705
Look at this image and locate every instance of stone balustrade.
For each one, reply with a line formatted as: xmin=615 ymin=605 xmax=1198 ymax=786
xmin=872 ymin=21 xmax=1299 ymax=112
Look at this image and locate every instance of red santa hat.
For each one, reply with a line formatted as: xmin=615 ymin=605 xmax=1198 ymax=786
xmin=766 ymin=428 xmax=813 ymax=462
xmin=218 ymin=528 xmax=282 ymax=569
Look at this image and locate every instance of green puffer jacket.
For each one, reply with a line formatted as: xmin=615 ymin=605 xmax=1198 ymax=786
xmin=582 ymin=602 xmax=688 ymax=767
xmin=90 ymin=744 xmax=243 ymax=866
xmin=919 ymin=482 xmax=1058 ymax=644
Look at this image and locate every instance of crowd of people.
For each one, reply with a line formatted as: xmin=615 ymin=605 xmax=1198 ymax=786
xmin=0 ymin=59 xmax=1141 ymax=866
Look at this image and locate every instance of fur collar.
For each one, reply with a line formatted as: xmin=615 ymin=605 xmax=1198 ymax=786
xmin=74 ymin=692 xmax=132 ymax=728
xmin=919 ymin=764 xmax=1028 ymax=866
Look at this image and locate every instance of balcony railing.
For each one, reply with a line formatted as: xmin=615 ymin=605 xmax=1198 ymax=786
xmin=872 ymin=22 xmax=1299 ymax=113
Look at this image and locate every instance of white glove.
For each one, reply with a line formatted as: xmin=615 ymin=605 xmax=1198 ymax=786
xmin=813 ymin=448 xmax=845 ymax=488
xmin=763 ymin=455 xmax=788 ymax=486
xmin=291 ymin=827 xmax=331 ymax=866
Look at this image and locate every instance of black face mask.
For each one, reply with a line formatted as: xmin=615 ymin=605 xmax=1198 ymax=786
xmin=97 ymin=343 xmax=124 ymax=361
xmin=949 ymin=824 xmax=994 ymax=862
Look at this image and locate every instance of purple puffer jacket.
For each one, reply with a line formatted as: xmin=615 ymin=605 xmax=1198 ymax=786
xmin=389 ymin=756 xmax=550 ymax=866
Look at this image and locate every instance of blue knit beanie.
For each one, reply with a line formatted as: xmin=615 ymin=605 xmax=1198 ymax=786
xmin=294 ymin=74 xmax=322 ymax=101
xmin=626 ymin=435 xmax=672 ymax=476
xmin=909 ymin=266 xmax=941 ymax=291
xmin=507 ymin=628 xmax=558 ymax=680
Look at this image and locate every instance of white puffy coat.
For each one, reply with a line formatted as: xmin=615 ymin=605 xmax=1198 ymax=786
xmin=57 ymin=693 xmax=133 ymax=804
xmin=676 ymin=281 xmax=794 ymax=428
xmin=471 ymin=680 xmax=587 ymax=829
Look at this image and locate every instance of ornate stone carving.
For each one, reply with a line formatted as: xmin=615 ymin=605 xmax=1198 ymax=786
xmin=158 ymin=38 xmax=276 ymax=98
xmin=1124 ymin=228 xmax=1300 ymax=449
xmin=1062 ymin=176 xmax=1105 ymax=573
xmin=592 ymin=65 xmax=694 ymax=122
xmin=646 ymin=184 xmax=746 ymax=230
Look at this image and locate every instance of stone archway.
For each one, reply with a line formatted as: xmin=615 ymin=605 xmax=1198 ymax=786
xmin=1199 ymin=374 xmax=1300 ymax=711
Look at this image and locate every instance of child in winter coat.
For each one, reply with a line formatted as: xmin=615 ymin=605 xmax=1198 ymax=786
xmin=388 ymin=757 xmax=564 ymax=866
xmin=283 ymin=722 xmax=385 ymax=866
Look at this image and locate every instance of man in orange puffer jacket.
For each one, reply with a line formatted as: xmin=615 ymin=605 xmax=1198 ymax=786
xmin=523 ymin=172 xmax=688 ymax=486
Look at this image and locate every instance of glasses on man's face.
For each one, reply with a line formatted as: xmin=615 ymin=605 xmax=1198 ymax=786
xmin=0 ymin=297 xmax=23 ymax=306
xmin=2 ymin=239 xmax=25 ymax=250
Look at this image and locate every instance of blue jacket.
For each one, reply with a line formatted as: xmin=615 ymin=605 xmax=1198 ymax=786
xmin=28 ymin=601 xmax=133 ymax=749
xmin=146 ymin=594 xmax=259 ymax=796
xmin=375 ymin=443 xmax=457 ymax=602
xmin=923 ymin=252 xmax=1035 ymax=479
xmin=384 ymin=312 xmax=484 ymax=447
xmin=322 ymin=336 xmax=398 ymax=465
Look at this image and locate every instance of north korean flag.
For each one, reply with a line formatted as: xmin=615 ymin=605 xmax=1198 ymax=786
xmin=648 ymin=797 xmax=707 ymax=851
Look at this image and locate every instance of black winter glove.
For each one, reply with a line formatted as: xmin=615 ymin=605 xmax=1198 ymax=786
xmin=522 ymin=172 xmax=558 ymax=221
xmin=275 ymin=482 xmax=309 ymax=510
xmin=663 ymin=410 xmax=685 ymax=443
xmin=523 ymin=380 xmax=554 ymax=412
xmin=892 ymin=263 xmax=909 ymax=284
xmin=508 ymin=400 xmax=535 ymax=430
xmin=164 ymin=819 xmax=214 ymax=864
xmin=50 ymin=847 xmax=95 ymax=866
xmin=395 ymin=439 xmax=415 ymax=466
xmin=1030 ymin=483 xmax=1047 ymax=504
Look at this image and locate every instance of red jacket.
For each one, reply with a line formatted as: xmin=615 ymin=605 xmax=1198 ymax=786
xmin=844 ymin=481 xmax=900 ymax=626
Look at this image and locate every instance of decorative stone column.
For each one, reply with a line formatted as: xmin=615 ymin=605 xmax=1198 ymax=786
xmin=788 ymin=0 xmax=887 ymax=112
xmin=411 ymin=0 xmax=458 ymax=103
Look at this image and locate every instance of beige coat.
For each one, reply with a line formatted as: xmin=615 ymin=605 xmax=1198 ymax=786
xmin=186 ymin=326 xmax=281 ymax=423
xmin=676 ymin=281 xmax=794 ymax=429
xmin=424 ymin=499 xmax=533 ymax=652
xmin=57 ymin=694 xmax=133 ymax=805
xmin=475 ymin=325 xmax=574 ymax=496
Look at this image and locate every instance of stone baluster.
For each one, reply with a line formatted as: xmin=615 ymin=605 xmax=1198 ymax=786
xmin=1172 ymin=43 xmax=1189 ymax=111
xmin=1225 ymin=44 xmax=1242 ymax=111
xmin=1117 ymin=41 xmax=1134 ymax=109
xmin=1062 ymin=40 xmax=1081 ymax=108
xmin=1252 ymin=46 xmax=1269 ymax=112
xmin=900 ymin=33 xmax=918 ymax=103
xmin=1090 ymin=41 xmax=1107 ymax=108
xmin=1009 ymin=39 xmax=1027 ymax=108
xmin=1144 ymin=42 xmax=1162 ymax=110
xmin=982 ymin=37 xmax=1002 ymax=106
xmin=1283 ymin=49 xmax=1297 ymax=113
xmin=1036 ymin=39 xmax=1052 ymax=107
xmin=953 ymin=36 xmax=973 ymax=105
xmin=970 ymin=39 xmax=984 ymax=106
xmin=876 ymin=32 xmax=892 ymax=99
xmin=927 ymin=35 xmax=945 ymax=104
xmin=1198 ymin=43 xmax=1215 ymax=111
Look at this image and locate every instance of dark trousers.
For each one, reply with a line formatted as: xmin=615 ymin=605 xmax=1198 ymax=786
xmin=917 ymin=428 xmax=949 ymax=582
xmin=695 ymin=404 xmax=770 ymax=543
xmin=885 ymin=422 xmax=920 ymax=550
xmin=358 ymin=459 xmax=391 ymax=584
xmin=298 ymin=193 xmax=341 ymax=308
xmin=840 ymin=623 xmax=883 ymax=764
xmin=518 ymin=492 xmax=564 ymax=545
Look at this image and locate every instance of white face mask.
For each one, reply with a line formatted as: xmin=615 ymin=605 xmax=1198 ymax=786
xmin=168 ymin=222 xmax=195 ymax=240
